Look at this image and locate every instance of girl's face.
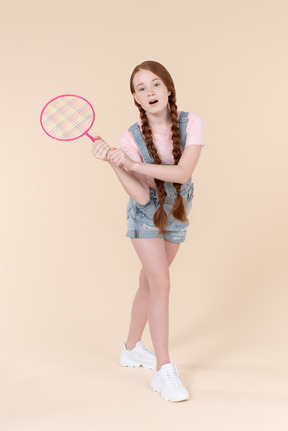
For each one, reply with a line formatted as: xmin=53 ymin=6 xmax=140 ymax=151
xmin=132 ymin=69 xmax=171 ymax=114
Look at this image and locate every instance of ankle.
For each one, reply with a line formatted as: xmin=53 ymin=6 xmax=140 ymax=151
xmin=125 ymin=341 xmax=137 ymax=351
xmin=156 ymin=360 xmax=171 ymax=371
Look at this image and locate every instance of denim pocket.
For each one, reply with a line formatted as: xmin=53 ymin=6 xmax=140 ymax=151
xmin=135 ymin=199 xmax=157 ymax=220
xmin=136 ymin=199 xmax=153 ymax=210
xmin=135 ymin=192 xmax=158 ymax=213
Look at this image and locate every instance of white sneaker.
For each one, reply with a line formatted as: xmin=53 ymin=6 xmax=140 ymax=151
xmin=120 ymin=341 xmax=156 ymax=370
xmin=151 ymin=363 xmax=189 ymax=402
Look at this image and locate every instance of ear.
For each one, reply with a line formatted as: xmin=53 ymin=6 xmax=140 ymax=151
xmin=168 ymin=90 xmax=171 ymax=96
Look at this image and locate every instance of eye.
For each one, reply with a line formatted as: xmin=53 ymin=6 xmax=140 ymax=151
xmin=139 ymin=87 xmax=145 ymax=92
xmin=154 ymin=83 xmax=160 ymax=87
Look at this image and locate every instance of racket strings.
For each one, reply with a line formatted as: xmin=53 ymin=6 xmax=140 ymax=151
xmin=42 ymin=96 xmax=94 ymax=139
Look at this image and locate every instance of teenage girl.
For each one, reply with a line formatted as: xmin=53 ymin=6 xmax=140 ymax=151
xmin=91 ymin=61 xmax=204 ymax=402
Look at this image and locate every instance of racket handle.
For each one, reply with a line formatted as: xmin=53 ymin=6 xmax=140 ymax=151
xmin=86 ymin=132 xmax=100 ymax=142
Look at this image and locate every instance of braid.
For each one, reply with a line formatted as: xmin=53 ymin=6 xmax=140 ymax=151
xmin=138 ymin=107 xmax=168 ymax=234
xmin=129 ymin=60 xmax=189 ymax=233
xmin=169 ymin=95 xmax=188 ymax=223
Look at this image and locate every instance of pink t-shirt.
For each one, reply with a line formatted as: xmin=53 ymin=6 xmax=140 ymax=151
xmin=119 ymin=112 xmax=204 ymax=188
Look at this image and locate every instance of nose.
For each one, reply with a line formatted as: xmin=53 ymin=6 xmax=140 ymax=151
xmin=147 ymin=86 xmax=155 ymax=95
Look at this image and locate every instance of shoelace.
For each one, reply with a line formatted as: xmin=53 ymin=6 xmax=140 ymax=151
xmin=165 ymin=367 xmax=184 ymax=389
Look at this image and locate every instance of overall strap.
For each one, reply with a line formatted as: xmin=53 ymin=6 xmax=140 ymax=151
xmin=178 ymin=111 xmax=189 ymax=149
xmin=128 ymin=123 xmax=154 ymax=163
xmin=128 ymin=111 xmax=190 ymax=164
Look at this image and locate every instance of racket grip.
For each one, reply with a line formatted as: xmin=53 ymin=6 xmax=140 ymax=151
xmin=86 ymin=132 xmax=100 ymax=142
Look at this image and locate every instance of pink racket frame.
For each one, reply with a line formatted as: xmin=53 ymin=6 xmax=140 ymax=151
xmin=40 ymin=94 xmax=97 ymax=142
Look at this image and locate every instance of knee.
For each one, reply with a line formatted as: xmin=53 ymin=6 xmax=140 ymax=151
xmin=139 ymin=265 xmax=171 ymax=295
xmin=139 ymin=270 xmax=170 ymax=295
xmin=149 ymin=275 xmax=170 ymax=296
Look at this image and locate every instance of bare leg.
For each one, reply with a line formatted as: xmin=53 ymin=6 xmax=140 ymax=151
xmin=125 ymin=267 xmax=150 ymax=350
xmin=126 ymin=240 xmax=180 ymax=350
xmin=126 ymin=238 xmax=180 ymax=371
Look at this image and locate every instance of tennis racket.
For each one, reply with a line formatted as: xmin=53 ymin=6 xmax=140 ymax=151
xmin=40 ymin=94 xmax=99 ymax=142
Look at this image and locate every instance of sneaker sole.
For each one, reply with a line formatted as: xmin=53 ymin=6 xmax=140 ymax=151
xmin=150 ymin=379 xmax=189 ymax=402
xmin=120 ymin=358 xmax=156 ymax=370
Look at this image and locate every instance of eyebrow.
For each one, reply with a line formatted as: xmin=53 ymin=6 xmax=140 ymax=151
xmin=135 ymin=78 xmax=161 ymax=89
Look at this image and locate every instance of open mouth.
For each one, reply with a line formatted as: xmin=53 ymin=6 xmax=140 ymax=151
xmin=149 ymin=100 xmax=158 ymax=105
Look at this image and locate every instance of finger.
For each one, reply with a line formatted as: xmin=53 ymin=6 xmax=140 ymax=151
xmin=108 ymin=153 xmax=122 ymax=164
xmin=111 ymin=156 xmax=124 ymax=166
xmin=92 ymin=141 xmax=103 ymax=153
xmin=93 ymin=141 xmax=110 ymax=156
xmin=94 ymin=140 xmax=106 ymax=150
xmin=107 ymin=148 xmax=114 ymax=156
xmin=107 ymin=149 xmax=120 ymax=163
xmin=109 ymin=149 xmax=122 ymax=159
xmin=92 ymin=136 xmax=102 ymax=148
xmin=98 ymin=144 xmax=109 ymax=154
xmin=110 ymin=157 xmax=121 ymax=167
xmin=106 ymin=150 xmax=113 ymax=160
xmin=102 ymin=147 xmax=112 ymax=159
xmin=99 ymin=146 xmax=111 ymax=159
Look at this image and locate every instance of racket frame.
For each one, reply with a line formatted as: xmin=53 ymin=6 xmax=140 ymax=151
xmin=40 ymin=94 xmax=96 ymax=142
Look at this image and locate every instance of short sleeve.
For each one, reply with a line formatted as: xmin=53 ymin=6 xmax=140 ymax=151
xmin=119 ymin=130 xmax=144 ymax=163
xmin=119 ymin=129 xmax=155 ymax=188
xmin=185 ymin=113 xmax=205 ymax=146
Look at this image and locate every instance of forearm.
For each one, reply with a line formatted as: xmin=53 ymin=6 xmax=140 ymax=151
xmin=130 ymin=145 xmax=203 ymax=183
xmin=131 ymin=162 xmax=187 ymax=184
xmin=109 ymin=163 xmax=150 ymax=205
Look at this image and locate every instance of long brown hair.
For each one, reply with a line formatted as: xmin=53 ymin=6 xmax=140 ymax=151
xmin=130 ymin=60 xmax=188 ymax=234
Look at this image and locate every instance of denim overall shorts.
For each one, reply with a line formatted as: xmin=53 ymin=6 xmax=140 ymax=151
xmin=126 ymin=111 xmax=194 ymax=243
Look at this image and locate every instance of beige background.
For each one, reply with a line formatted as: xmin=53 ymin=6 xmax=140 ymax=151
xmin=1 ymin=0 xmax=287 ymax=429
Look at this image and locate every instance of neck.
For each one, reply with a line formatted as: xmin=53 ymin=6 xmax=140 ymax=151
xmin=145 ymin=107 xmax=172 ymax=130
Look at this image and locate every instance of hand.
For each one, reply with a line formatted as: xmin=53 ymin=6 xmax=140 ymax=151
xmin=91 ymin=136 xmax=112 ymax=162
xmin=107 ymin=148 xmax=134 ymax=171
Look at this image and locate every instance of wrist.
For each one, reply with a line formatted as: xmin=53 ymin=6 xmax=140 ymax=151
xmin=130 ymin=161 xmax=139 ymax=173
